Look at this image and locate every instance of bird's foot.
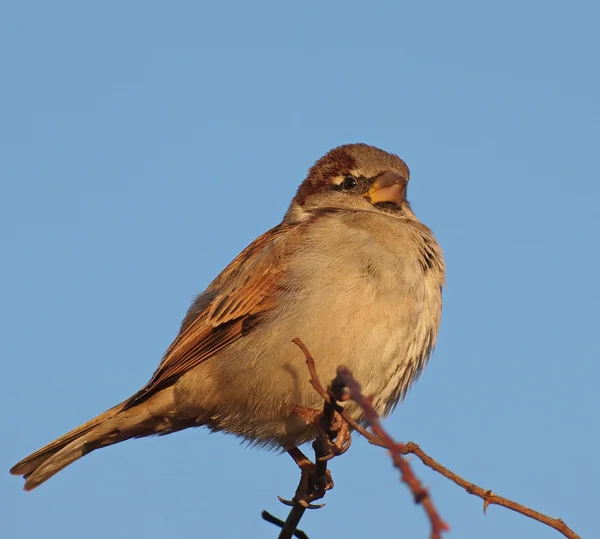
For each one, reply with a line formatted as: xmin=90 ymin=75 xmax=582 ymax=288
xmin=316 ymin=418 xmax=351 ymax=461
xmin=293 ymin=404 xmax=352 ymax=460
xmin=280 ymin=447 xmax=334 ymax=509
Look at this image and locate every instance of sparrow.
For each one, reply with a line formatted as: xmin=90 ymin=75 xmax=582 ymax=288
xmin=11 ymin=143 xmax=445 ymax=491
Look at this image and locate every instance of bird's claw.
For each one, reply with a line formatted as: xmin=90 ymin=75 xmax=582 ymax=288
xmin=315 ymin=419 xmax=352 ymax=461
xmin=280 ymin=462 xmax=334 ymax=509
xmin=298 ymin=465 xmax=333 ymax=503
xmin=277 ymin=496 xmax=325 ymax=510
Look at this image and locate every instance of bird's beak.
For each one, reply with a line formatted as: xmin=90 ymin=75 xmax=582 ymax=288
xmin=367 ymin=171 xmax=407 ymax=206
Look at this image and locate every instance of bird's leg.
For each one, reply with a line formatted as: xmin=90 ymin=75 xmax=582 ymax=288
xmin=328 ymin=418 xmax=351 ymax=457
xmin=315 ymin=404 xmax=352 ymax=460
xmin=287 ymin=446 xmax=314 ymax=471
xmin=293 ymin=403 xmax=351 ymax=460
xmin=284 ymin=406 xmax=334 ymax=507
xmin=283 ymin=446 xmax=333 ymax=509
xmin=281 ymin=403 xmax=352 ymax=508
xmin=280 ymin=395 xmax=354 ymax=508
xmin=292 ymin=405 xmax=321 ymax=424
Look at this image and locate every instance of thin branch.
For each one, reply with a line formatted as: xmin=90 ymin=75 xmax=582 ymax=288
xmin=269 ymin=339 xmax=581 ymax=539
xmin=293 ymin=338 xmax=384 ymax=447
xmin=278 ymin=507 xmax=309 ymax=539
xmin=262 ymin=511 xmax=309 ymax=539
xmin=334 ymin=363 xmax=581 ymax=539
xmin=294 ymin=339 xmax=448 ymax=539
xmin=335 ymin=366 xmax=449 ymax=539
xmin=400 ymin=442 xmax=582 ymax=539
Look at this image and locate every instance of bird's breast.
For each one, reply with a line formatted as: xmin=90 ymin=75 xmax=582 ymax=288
xmin=274 ymin=214 xmax=444 ymax=416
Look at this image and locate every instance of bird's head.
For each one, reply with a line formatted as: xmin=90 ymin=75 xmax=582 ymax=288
xmin=286 ymin=143 xmax=412 ymax=222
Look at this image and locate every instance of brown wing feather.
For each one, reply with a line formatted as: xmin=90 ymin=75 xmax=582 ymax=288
xmin=123 ymin=222 xmax=294 ymax=409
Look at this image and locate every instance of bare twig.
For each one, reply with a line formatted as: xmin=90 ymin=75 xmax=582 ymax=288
xmin=294 ymin=339 xmax=448 ymax=538
xmin=334 ymin=363 xmax=582 ymax=539
xmin=400 ymin=442 xmax=582 ymax=539
xmin=333 ymin=366 xmax=449 ymax=538
xmin=277 ymin=506 xmax=309 ymax=539
xmin=261 ymin=510 xmax=309 ymax=539
xmin=293 ymin=338 xmax=383 ymax=446
xmin=268 ymin=339 xmax=581 ymax=539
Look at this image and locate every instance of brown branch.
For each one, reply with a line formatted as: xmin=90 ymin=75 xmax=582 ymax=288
xmin=272 ymin=339 xmax=581 ymax=539
xmin=262 ymin=511 xmax=309 ymax=539
xmin=400 ymin=442 xmax=582 ymax=539
xmin=335 ymin=363 xmax=582 ymax=539
xmin=295 ymin=339 xmax=582 ymax=539
xmin=293 ymin=338 xmax=384 ymax=446
xmin=294 ymin=339 xmax=449 ymax=539
xmin=334 ymin=365 xmax=581 ymax=539
xmin=335 ymin=366 xmax=449 ymax=539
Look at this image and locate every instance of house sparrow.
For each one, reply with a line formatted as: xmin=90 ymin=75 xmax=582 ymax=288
xmin=11 ymin=143 xmax=445 ymax=491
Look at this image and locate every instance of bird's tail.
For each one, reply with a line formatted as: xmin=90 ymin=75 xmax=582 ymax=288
xmin=10 ymin=387 xmax=176 ymax=491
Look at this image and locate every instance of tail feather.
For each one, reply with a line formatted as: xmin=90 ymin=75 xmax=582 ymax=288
xmin=10 ymin=402 xmax=125 ymax=478
xmin=10 ymin=387 xmax=177 ymax=491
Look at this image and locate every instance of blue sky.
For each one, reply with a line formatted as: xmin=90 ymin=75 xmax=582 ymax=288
xmin=2 ymin=2 xmax=598 ymax=538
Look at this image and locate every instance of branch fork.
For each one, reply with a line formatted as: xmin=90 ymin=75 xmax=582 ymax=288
xmin=263 ymin=339 xmax=581 ymax=539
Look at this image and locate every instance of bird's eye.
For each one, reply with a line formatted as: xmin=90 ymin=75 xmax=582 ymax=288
xmin=341 ymin=176 xmax=358 ymax=191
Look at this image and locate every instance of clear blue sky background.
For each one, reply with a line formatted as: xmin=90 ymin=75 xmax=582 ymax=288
xmin=2 ymin=2 xmax=598 ymax=538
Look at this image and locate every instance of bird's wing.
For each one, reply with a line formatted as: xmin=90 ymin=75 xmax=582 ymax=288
xmin=123 ymin=221 xmax=297 ymax=408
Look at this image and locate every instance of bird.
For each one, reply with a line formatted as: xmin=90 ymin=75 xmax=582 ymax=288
xmin=10 ymin=143 xmax=445 ymax=492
